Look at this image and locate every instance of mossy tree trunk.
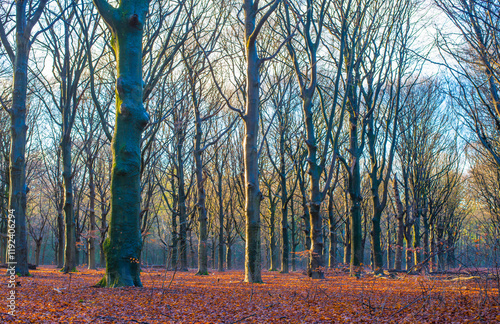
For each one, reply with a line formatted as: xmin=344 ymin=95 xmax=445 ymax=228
xmin=93 ymin=0 xmax=149 ymax=287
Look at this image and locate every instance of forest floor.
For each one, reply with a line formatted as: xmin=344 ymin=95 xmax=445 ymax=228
xmin=1 ymin=266 xmax=499 ymax=323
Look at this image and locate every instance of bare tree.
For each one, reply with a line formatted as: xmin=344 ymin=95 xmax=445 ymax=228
xmin=0 ymin=0 xmax=48 ymax=276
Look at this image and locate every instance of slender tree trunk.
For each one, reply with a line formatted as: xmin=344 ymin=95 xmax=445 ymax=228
xmin=269 ymin=198 xmax=278 ymax=271
xmin=280 ymin=126 xmax=289 ymax=273
xmin=35 ymin=240 xmax=41 ymax=266
xmin=62 ymin=134 xmax=76 ymax=273
xmin=88 ymin=160 xmax=96 ymax=269
xmin=177 ymin=131 xmax=188 ymax=272
xmin=394 ymin=176 xmax=405 ymax=270
xmin=94 ymin=0 xmax=150 ymax=287
xmin=446 ymin=232 xmax=455 ymax=269
xmin=437 ymin=225 xmax=445 ymax=271
xmin=344 ymin=217 xmax=351 ymax=265
xmin=99 ymin=203 xmax=107 ymax=268
xmin=211 ymin=237 xmax=216 ymax=270
xmin=243 ymin=0 xmax=263 ymax=284
xmin=189 ymin=231 xmax=196 ymax=269
xmin=218 ymin=173 xmax=224 ymax=272
xmin=405 ymin=228 xmax=413 ymax=271
xmin=328 ymin=190 xmax=336 ymax=268
xmin=386 ymin=217 xmax=391 ymax=269
xmin=171 ymin=208 xmax=178 ymax=270
xmin=367 ymin=113 xmax=384 ymax=274
xmin=290 ymin=197 xmax=296 ymax=271
xmin=300 ymin=182 xmax=311 ymax=253
xmin=430 ymin=224 xmax=436 ymax=271
xmin=348 ymin=130 xmax=363 ymax=275
xmin=57 ymin=205 xmax=64 ymax=268
xmin=226 ymin=243 xmax=232 ymax=270
xmin=422 ymin=213 xmax=429 ymax=269
xmin=412 ymin=209 xmax=421 ymax=267
xmin=194 ymin=114 xmax=208 ymax=275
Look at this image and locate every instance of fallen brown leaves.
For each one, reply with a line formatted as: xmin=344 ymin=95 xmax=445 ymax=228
xmin=1 ymin=266 xmax=499 ymax=323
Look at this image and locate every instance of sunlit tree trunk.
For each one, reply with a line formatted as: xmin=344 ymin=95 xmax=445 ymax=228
xmin=62 ymin=129 xmax=76 ymax=273
xmin=242 ymin=0 xmax=281 ymax=283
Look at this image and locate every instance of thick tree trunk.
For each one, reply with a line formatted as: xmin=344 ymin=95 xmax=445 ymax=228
xmin=8 ymin=4 xmax=31 ymax=277
xmin=370 ymin=208 xmax=383 ymax=274
xmin=95 ymin=1 xmax=150 ymax=287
